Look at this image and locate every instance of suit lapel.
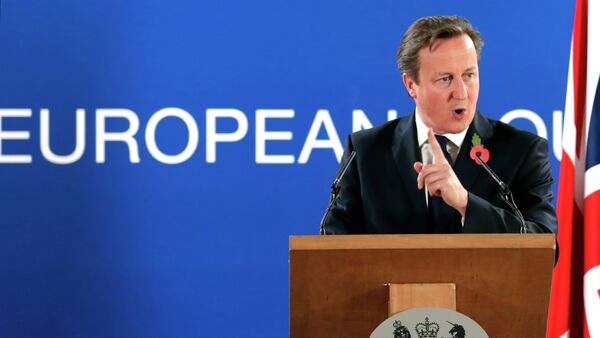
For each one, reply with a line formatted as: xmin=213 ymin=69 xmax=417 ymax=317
xmin=391 ymin=111 xmax=494 ymax=232
xmin=391 ymin=113 xmax=428 ymax=224
xmin=453 ymin=112 xmax=494 ymax=192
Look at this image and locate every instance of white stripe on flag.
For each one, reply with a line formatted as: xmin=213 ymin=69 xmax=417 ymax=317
xmin=562 ymin=40 xmax=576 ymax=165
xmin=584 ymin=164 xmax=600 ymax=198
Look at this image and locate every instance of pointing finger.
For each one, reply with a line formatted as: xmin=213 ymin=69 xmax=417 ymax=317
xmin=427 ymin=128 xmax=448 ymax=165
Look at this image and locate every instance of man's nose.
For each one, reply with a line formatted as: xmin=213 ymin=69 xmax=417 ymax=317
xmin=451 ymin=79 xmax=468 ymax=99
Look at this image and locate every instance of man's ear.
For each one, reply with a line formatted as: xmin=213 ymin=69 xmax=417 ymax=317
xmin=402 ymin=73 xmax=417 ymax=98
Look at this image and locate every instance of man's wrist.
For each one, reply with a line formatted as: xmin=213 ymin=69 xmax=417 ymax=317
xmin=457 ymin=189 xmax=469 ymax=218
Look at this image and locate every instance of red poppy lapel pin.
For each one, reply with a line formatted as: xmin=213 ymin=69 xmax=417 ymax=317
xmin=469 ymin=133 xmax=490 ymax=165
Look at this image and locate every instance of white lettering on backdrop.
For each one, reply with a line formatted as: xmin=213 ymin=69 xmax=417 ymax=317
xmin=0 ymin=108 xmax=563 ymax=164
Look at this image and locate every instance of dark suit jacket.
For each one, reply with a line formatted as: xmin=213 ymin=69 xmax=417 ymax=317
xmin=323 ymin=112 xmax=558 ymax=234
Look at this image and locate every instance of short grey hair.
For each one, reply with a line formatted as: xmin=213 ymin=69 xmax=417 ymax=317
xmin=397 ymin=16 xmax=484 ymax=83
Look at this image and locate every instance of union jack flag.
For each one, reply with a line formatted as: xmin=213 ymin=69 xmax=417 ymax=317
xmin=547 ymin=0 xmax=600 ymax=337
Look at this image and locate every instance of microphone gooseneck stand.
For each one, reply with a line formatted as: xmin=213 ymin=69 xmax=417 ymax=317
xmin=475 ymin=153 xmax=527 ymax=234
xmin=319 ymin=151 xmax=356 ymax=235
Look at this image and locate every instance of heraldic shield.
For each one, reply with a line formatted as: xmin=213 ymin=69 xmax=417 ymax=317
xmin=370 ymin=307 xmax=489 ymax=338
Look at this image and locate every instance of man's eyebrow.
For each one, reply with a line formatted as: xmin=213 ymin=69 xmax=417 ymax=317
xmin=432 ymin=67 xmax=477 ymax=77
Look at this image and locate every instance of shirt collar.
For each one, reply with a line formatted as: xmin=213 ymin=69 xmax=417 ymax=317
xmin=414 ymin=108 xmax=469 ymax=149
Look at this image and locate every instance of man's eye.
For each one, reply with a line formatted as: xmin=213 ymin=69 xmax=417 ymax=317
xmin=464 ymin=72 xmax=476 ymax=79
xmin=438 ymin=76 xmax=451 ymax=83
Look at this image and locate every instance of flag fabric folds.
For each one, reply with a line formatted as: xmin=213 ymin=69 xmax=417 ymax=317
xmin=547 ymin=0 xmax=600 ymax=337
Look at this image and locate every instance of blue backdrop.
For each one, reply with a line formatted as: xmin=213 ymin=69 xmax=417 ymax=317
xmin=0 ymin=1 xmax=573 ymax=337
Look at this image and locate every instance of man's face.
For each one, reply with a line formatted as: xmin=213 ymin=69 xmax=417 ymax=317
xmin=403 ymin=34 xmax=479 ymax=134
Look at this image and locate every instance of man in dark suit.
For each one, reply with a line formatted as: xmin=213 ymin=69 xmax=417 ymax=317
xmin=322 ymin=16 xmax=557 ymax=234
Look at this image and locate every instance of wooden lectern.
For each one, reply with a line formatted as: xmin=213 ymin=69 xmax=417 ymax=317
xmin=289 ymin=234 xmax=555 ymax=337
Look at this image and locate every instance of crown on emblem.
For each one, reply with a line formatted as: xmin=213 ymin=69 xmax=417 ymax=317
xmin=415 ymin=317 xmax=440 ymax=338
xmin=393 ymin=320 xmax=403 ymax=329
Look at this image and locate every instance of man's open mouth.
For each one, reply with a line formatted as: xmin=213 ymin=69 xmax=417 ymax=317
xmin=454 ymin=108 xmax=466 ymax=115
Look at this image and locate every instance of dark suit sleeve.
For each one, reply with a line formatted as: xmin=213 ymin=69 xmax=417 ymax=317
xmin=321 ymin=136 xmax=366 ymax=234
xmin=462 ymin=137 xmax=557 ymax=233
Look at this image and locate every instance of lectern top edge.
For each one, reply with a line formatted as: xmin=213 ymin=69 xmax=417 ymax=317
xmin=289 ymin=234 xmax=555 ymax=251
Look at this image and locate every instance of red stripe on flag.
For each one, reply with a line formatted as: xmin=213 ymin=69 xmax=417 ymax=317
xmin=548 ymin=151 xmax=584 ymax=338
xmin=573 ymin=0 xmax=587 ymax=157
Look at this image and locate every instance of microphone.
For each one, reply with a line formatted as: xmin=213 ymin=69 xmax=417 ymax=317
xmin=319 ymin=151 xmax=357 ymax=235
xmin=473 ymin=152 xmax=528 ymax=234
